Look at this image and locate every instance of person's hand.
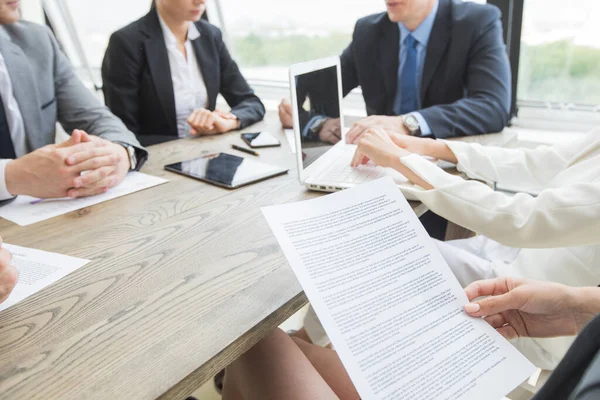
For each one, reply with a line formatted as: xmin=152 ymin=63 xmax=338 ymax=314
xmin=187 ymin=109 xmax=240 ymax=135
xmin=0 ymin=237 xmax=18 ymax=305
xmin=5 ymin=133 xmax=99 ymax=199
xmin=64 ymin=131 xmax=130 ymax=198
xmin=346 ymin=115 xmax=407 ymax=144
xmin=278 ymin=99 xmax=293 ymax=128
xmin=464 ymin=277 xmax=599 ymax=340
xmin=351 ymin=128 xmax=410 ymax=168
xmin=318 ymin=118 xmax=342 ymax=144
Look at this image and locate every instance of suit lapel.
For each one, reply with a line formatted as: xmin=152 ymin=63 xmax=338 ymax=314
xmin=379 ymin=18 xmax=400 ymax=115
xmin=0 ymin=35 xmax=43 ymax=152
xmin=421 ymin=0 xmax=451 ymax=102
xmin=191 ymin=25 xmax=218 ymax=110
xmin=141 ymin=9 xmax=177 ymax=136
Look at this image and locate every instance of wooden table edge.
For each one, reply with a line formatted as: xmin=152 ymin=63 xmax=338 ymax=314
xmin=157 ymin=292 xmax=309 ymax=399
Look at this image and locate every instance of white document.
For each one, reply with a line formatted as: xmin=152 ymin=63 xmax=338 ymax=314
xmin=0 ymin=244 xmax=90 ymax=312
xmin=0 ymin=172 xmax=168 ymax=226
xmin=262 ymin=177 xmax=535 ymax=400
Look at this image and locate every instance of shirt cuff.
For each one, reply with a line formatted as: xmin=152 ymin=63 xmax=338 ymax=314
xmin=412 ymin=112 xmax=432 ymax=136
xmin=0 ymin=159 xmax=15 ymax=201
xmin=400 ymin=153 xmax=464 ymax=189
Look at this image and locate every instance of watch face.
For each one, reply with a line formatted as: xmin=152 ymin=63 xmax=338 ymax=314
xmin=404 ymin=115 xmax=420 ymax=131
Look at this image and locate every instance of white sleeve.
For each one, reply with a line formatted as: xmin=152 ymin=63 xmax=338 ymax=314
xmin=0 ymin=159 xmax=14 ymax=201
xmin=443 ymin=133 xmax=596 ymax=190
xmin=400 ymin=154 xmax=600 ymax=249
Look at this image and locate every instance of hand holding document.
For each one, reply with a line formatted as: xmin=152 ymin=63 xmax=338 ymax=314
xmin=262 ymin=177 xmax=535 ymax=400
xmin=0 ymin=172 xmax=168 ymax=226
xmin=0 ymin=244 xmax=90 ymax=312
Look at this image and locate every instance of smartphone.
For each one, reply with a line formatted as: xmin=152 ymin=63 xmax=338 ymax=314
xmin=241 ymin=132 xmax=281 ymax=148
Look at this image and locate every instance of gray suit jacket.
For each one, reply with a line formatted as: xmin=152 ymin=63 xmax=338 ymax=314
xmin=0 ymin=21 xmax=147 ymax=163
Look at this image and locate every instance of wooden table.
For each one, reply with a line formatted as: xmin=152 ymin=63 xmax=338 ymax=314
xmin=0 ymin=112 xmax=427 ymax=400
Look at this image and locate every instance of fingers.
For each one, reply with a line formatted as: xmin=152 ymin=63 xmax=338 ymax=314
xmin=68 ymin=174 xmax=115 ymax=198
xmin=0 ymin=246 xmax=17 ymax=304
xmin=65 ymin=145 xmax=119 ymax=167
xmin=57 ymin=130 xmax=83 ymax=148
xmin=73 ymin=154 xmax=122 ymax=174
xmin=464 ymin=289 xmax=526 ymax=318
xmin=346 ymin=122 xmax=368 ymax=144
xmin=199 ymin=111 xmax=215 ymax=130
xmin=497 ymin=325 xmax=520 ymax=340
xmin=0 ymin=246 xmax=12 ymax=268
xmin=464 ymin=277 xmax=511 ymax=302
xmin=484 ymin=313 xmax=507 ymax=329
xmin=72 ymin=166 xmax=116 ymax=190
xmin=350 ymin=146 xmax=369 ymax=168
xmin=187 ymin=109 xmax=216 ymax=134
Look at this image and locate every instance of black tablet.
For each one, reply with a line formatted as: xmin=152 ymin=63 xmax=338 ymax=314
xmin=164 ymin=152 xmax=288 ymax=189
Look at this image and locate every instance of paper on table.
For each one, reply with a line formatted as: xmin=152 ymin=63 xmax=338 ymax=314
xmin=0 ymin=244 xmax=90 ymax=312
xmin=262 ymin=177 xmax=535 ymax=400
xmin=0 ymin=172 xmax=168 ymax=226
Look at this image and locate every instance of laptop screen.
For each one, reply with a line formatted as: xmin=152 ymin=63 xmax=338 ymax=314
xmin=294 ymin=65 xmax=342 ymax=170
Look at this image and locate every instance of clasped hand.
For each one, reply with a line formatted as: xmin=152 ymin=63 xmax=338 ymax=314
xmin=6 ymin=130 xmax=129 ymax=199
xmin=187 ymin=109 xmax=240 ymax=135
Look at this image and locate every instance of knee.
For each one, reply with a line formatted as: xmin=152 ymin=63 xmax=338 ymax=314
xmin=245 ymin=328 xmax=289 ymax=357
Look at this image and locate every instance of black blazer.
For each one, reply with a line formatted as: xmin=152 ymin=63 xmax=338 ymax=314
xmin=101 ymin=8 xmax=265 ymax=146
xmin=341 ymin=0 xmax=511 ymax=138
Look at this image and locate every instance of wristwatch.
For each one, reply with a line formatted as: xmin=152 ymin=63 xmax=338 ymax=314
xmin=117 ymin=142 xmax=138 ymax=171
xmin=402 ymin=114 xmax=422 ymax=137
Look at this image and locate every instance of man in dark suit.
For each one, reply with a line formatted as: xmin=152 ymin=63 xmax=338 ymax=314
xmin=280 ymin=0 xmax=511 ymax=140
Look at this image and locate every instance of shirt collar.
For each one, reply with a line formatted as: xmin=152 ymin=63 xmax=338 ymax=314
xmin=157 ymin=12 xmax=201 ymax=45
xmin=398 ymin=0 xmax=439 ymax=47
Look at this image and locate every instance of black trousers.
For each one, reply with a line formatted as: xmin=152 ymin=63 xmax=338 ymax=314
xmin=419 ymin=211 xmax=448 ymax=241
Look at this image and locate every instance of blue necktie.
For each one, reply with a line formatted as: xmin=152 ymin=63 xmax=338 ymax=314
xmin=0 ymin=93 xmax=16 ymax=159
xmin=395 ymin=34 xmax=419 ymax=115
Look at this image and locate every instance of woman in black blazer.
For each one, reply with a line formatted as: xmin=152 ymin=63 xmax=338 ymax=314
xmin=101 ymin=0 xmax=265 ymax=146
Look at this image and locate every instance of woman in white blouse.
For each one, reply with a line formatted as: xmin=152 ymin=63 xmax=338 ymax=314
xmin=102 ymin=0 xmax=265 ymax=146
xmin=344 ymin=127 xmax=600 ymax=369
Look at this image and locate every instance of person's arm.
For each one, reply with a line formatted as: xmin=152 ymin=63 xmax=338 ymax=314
xmin=353 ymin=129 xmax=600 ymax=248
xmin=46 ymin=27 xmax=148 ymax=168
xmin=463 ymin=277 xmax=600 ymax=339
xmin=101 ymin=31 xmax=143 ymax=138
xmin=213 ymin=28 xmax=265 ymax=129
xmin=370 ymin=132 xmax=593 ymax=192
xmin=400 ymin=155 xmax=600 ymax=248
xmin=418 ymin=11 xmax=511 ymax=138
xmin=431 ymin=133 xmax=593 ymax=190
xmin=340 ymin=35 xmax=360 ymax=97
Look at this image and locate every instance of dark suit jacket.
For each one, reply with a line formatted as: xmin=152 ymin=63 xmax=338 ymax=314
xmin=101 ymin=8 xmax=265 ymax=146
xmin=532 ymin=314 xmax=600 ymax=400
xmin=341 ymin=0 xmax=511 ymax=138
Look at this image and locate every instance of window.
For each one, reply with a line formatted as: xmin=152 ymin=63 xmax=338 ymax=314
xmin=218 ymin=0 xmax=384 ymax=82
xmin=518 ymin=0 xmax=600 ymax=108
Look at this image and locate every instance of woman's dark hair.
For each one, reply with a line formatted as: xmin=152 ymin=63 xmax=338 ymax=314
xmin=151 ymin=0 xmax=156 ymax=9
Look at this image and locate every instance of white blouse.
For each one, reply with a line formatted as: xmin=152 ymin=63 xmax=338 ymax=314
xmin=158 ymin=14 xmax=208 ymax=138
xmin=400 ymin=130 xmax=600 ymax=361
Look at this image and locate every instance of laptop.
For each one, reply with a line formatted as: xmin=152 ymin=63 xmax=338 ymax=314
xmin=289 ymin=57 xmax=419 ymax=200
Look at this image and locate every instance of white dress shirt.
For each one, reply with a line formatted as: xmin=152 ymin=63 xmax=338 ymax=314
xmin=157 ymin=14 xmax=208 ymax=138
xmin=400 ymin=131 xmax=600 ymax=364
xmin=0 ymin=50 xmax=28 ymax=201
